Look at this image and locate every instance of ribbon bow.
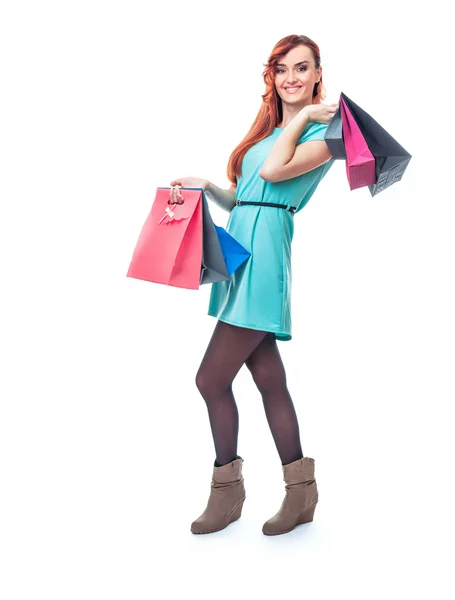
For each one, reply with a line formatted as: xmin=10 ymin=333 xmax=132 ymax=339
xmin=159 ymin=205 xmax=176 ymax=224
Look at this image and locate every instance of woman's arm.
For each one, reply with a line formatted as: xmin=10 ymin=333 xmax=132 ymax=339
xmin=260 ymin=110 xmax=310 ymax=179
xmin=205 ymin=181 xmax=237 ymax=213
xmin=260 ymin=141 xmax=333 ymax=182
xmin=168 ymin=177 xmax=236 ymax=211
xmin=260 ymin=104 xmax=336 ymax=182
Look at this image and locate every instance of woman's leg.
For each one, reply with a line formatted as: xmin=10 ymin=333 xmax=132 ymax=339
xmin=245 ymin=333 xmax=303 ymax=465
xmin=195 ymin=321 xmax=269 ymax=467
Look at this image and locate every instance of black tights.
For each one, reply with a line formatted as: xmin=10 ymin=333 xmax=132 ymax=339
xmin=195 ymin=321 xmax=303 ymax=467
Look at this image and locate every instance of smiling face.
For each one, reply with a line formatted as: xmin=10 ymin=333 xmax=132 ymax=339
xmin=274 ymin=44 xmax=322 ymax=107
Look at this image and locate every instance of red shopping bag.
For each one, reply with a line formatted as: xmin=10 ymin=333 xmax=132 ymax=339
xmin=127 ymin=187 xmax=205 ymax=290
xmin=340 ymin=96 xmax=376 ymax=191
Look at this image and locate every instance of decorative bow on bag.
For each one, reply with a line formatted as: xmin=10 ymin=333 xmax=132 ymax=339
xmin=324 ymin=92 xmax=412 ymax=196
xmin=126 ymin=187 xmax=251 ymax=290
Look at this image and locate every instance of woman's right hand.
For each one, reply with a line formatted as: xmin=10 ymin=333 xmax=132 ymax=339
xmin=304 ymin=102 xmax=338 ymax=125
xmin=169 ymin=177 xmax=209 ymax=204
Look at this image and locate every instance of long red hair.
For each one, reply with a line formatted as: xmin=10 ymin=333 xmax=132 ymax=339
xmin=227 ymin=34 xmax=327 ymax=185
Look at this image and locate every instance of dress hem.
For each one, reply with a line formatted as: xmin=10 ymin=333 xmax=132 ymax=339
xmin=207 ymin=312 xmax=292 ymax=342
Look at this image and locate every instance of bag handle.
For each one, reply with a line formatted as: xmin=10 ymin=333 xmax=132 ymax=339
xmin=169 ymin=184 xmax=184 ymax=205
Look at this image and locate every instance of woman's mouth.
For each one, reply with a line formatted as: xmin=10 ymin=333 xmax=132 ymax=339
xmin=284 ymin=86 xmax=302 ymax=94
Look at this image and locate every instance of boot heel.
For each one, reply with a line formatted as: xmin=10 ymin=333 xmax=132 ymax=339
xmin=297 ymin=502 xmax=317 ymax=525
xmin=227 ymin=498 xmax=245 ymax=525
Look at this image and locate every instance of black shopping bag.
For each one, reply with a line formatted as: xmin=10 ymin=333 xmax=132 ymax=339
xmin=200 ymin=193 xmax=231 ymax=284
xmin=324 ymin=105 xmax=346 ymax=159
xmin=339 ymin=92 xmax=412 ymax=196
xmin=200 ymin=191 xmax=251 ymax=285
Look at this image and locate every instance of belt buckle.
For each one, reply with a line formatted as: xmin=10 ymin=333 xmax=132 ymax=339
xmin=235 ymin=199 xmax=242 ymax=206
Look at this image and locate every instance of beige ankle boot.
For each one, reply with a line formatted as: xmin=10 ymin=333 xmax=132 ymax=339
xmin=191 ymin=456 xmax=246 ymax=534
xmin=262 ymin=456 xmax=318 ymax=536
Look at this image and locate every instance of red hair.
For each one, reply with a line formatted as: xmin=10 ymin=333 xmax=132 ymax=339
xmin=227 ymin=34 xmax=327 ymax=185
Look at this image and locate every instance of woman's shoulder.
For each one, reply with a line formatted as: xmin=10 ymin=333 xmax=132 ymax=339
xmin=299 ymin=121 xmax=330 ymax=142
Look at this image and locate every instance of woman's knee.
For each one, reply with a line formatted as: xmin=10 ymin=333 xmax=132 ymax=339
xmin=195 ymin=369 xmax=209 ymax=395
xmin=195 ymin=368 xmax=231 ymax=399
xmin=246 ymin=361 xmax=286 ymax=395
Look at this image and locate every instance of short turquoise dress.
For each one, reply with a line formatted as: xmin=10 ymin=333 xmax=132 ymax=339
xmin=208 ymin=122 xmax=335 ymax=342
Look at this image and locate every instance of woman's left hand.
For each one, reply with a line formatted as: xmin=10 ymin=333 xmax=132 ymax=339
xmin=303 ymin=102 xmax=339 ymax=125
xmin=169 ymin=177 xmax=209 ymax=204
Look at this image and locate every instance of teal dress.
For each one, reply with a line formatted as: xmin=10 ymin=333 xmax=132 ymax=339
xmin=208 ymin=122 xmax=335 ymax=342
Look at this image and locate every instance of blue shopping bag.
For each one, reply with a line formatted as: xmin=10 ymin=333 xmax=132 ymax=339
xmin=214 ymin=225 xmax=251 ymax=276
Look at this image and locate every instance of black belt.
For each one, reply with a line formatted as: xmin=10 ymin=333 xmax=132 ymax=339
xmin=235 ymin=199 xmax=296 ymax=215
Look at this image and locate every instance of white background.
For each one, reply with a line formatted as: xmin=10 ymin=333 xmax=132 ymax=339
xmin=1 ymin=1 xmax=453 ymax=598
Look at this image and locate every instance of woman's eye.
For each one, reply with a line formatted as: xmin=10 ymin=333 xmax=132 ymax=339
xmin=276 ymin=66 xmax=307 ymax=73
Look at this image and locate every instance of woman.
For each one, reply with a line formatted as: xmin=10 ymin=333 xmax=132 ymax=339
xmin=169 ymin=34 xmax=338 ymax=535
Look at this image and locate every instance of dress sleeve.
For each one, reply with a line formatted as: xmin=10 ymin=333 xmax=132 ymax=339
xmin=299 ymin=122 xmax=329 ymax=143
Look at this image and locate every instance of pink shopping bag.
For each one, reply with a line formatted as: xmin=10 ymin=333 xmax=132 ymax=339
xmin=340 ymin=96 xmax=376 ymax=190
xmin=126 ymin=187 xmax=204 ymax=290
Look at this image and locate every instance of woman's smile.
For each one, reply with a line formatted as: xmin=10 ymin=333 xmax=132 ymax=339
xmin=284 ymin=86 xmax=302 ymax=94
